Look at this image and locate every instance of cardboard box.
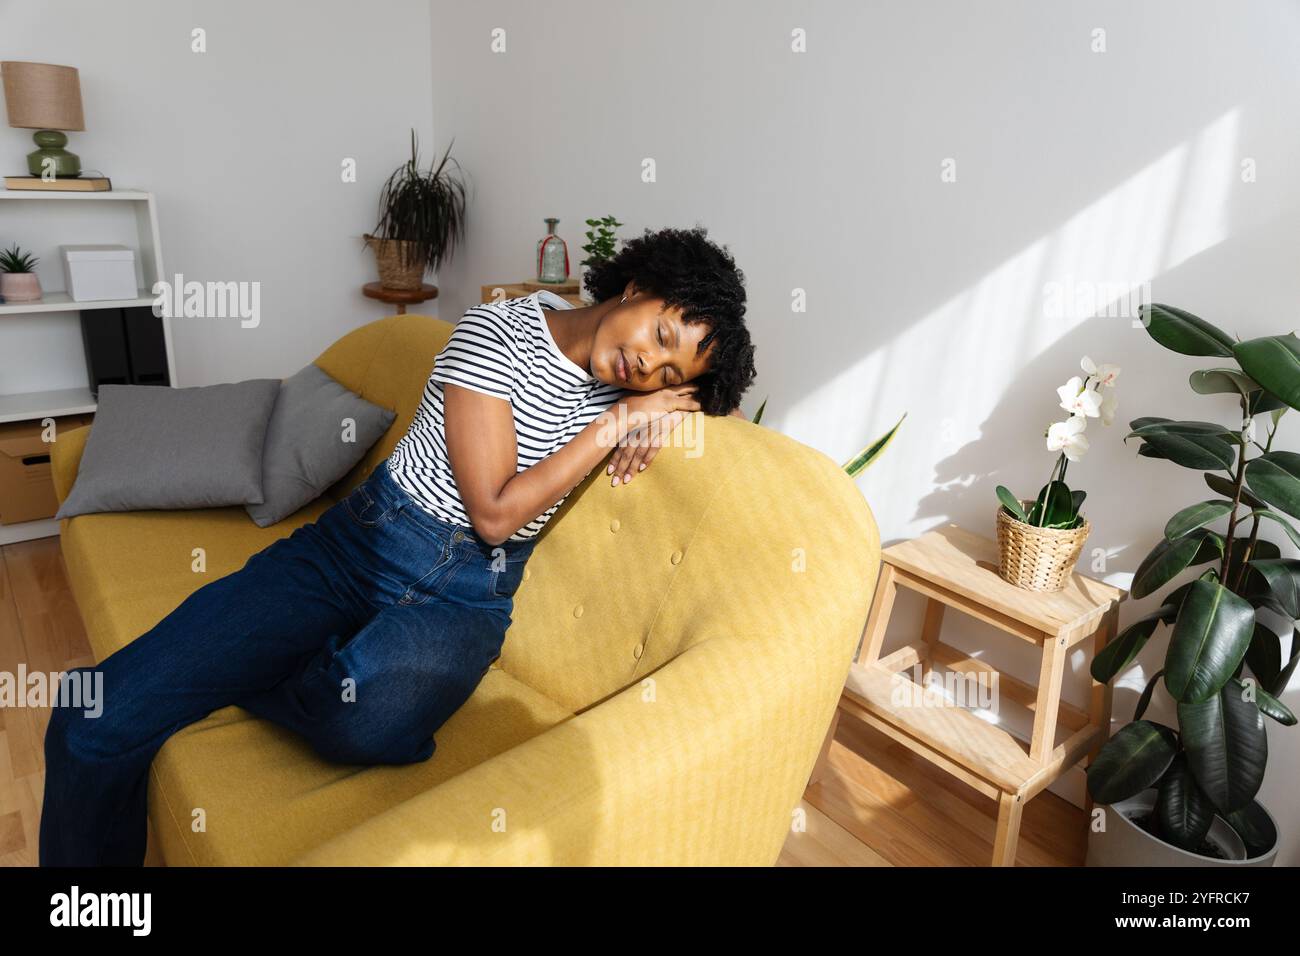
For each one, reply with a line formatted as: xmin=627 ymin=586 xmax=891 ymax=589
xmin=0 ymin=413 xmax=93 ymax=525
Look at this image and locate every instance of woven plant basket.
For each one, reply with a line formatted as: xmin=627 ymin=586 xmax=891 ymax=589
xmin=364 ymin=235 xmax=425 ymax=291
xmin=996 ymin=501 xmax=1091 ymax=592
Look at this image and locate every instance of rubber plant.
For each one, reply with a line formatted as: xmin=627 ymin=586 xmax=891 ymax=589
xmin=1087 ymin=302 xmax=1298 ymax=859
xmin=751 ymin=399 xmax=905 ymax=476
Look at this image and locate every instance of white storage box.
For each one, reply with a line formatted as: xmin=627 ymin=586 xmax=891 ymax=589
xmin=60 ymin=244 xmax=138 ymax=302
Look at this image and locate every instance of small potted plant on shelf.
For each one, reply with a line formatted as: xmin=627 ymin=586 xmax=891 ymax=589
xmin=1085 ymin=303 xmax=1293 ymax=867
xmin=994 ymin=357 xmax=1120 ymax=591
xmin=0 ymin=244 xmax=42 ymax=303
xmin=364 ymin=130 xmax=468 ymax=291
xmin=578 ymin=215 xmax=622 ymax=303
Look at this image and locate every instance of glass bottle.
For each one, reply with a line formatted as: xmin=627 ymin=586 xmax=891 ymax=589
xmin=536 ymin=217 xmax=570 ymax=284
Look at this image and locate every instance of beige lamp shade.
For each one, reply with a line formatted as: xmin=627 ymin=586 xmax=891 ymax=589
xmin=1 ymin=61 xmax=85 ymax=131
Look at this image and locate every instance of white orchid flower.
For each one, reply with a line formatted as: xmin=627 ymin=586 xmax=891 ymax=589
xmin=1099 ymin=388 xmax=1118 ymax=426
xmin=1047 ymin=416 xmax=1090 ymax=461
xmin=1081 ymin=355 xmax=1121 ymax=387
xmin=1058 ymin=376 xmax=1102 ymax=418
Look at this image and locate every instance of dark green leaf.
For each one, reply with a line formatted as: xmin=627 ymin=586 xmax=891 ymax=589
xmin=1224 ymin=801 xmax=1278 ymax=858
xmin=1204 ymin=472 xmax=1265 ymax=508
xmin=1255 ymin=685 xmax=1296 ymax=725
xmin=1134 ymin=669 xmax=1166 ymax=721
xmin=1178 ymin=678 xmax=1267 ymax=814
xmin=1140 ymin=304 xmax=1236 ymax=357
xmin=996 ymin=485 xmax=1027 ymax=522
xmin=1233 ymin=333 xmax=1300 ymax=413
xmin=1164 ymin=579 xmax=1255 ymax=702
xmin=1164 ymin=500 xmax=1235 ymax=540
xmin=1245 ymin=558 xmax=1300 ymax=618
xmin=1155 ymin=754 xmax=1217 ymax=851
xmin=1086 ymin=720 xmax=1180 ymax=805
xmin=1244 ymin=623 xmax=1282 ymax=691
xmin=1092 ymin=610 xmax=1169 ymax=683
xmin=1130 ymin=530 xmax=1222 ymax=600
xmin=1244 ymin=451 xmax=1300 ymax=519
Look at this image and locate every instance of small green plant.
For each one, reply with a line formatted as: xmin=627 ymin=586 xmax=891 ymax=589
xmin=581 ymin=216 xmax=622 ymax=268
xmin=750 ymin=397 xmax=905 ymax=477
xmin=0 ymin=244 xmax=38 ymax=273
xmin=368 ymin=130 xmax=469 ymax=272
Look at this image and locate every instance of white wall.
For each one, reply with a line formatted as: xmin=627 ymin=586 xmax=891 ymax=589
xmin=0 ymin=0 xmax=434 ymax=389
xmin=429 ymin=0 xmax=1300 ymax=863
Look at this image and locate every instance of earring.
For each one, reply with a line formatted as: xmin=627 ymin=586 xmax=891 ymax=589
xmin=620 ymin=295 xmax=627 ymax=304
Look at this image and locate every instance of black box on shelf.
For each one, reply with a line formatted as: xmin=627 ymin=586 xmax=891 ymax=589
xmin=79 ymin=307 xmax=170 ymax=397
xmin=79 ymin=309 xmax=131 ymax=398
xmin=122 ymin=306 xmax=170 ymax=386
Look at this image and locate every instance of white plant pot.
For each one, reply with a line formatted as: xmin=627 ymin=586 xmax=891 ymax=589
xmin=1086 ymin=789 xmax=1278 ymax=867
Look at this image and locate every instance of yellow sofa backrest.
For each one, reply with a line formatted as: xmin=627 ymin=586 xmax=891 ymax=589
xmin=313 ymin=313 xmax=880 ymax=714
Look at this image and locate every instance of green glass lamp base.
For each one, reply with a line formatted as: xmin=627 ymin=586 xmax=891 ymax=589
xmin=26 ymin=130 xmax=82 ymax=178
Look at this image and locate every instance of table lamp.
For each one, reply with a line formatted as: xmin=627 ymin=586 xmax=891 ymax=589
xmin=1 ymin=61 xmax=86 ymax=177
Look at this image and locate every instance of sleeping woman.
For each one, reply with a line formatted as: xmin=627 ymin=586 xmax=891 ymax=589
xmin=39 ymin=224 xmax=757 ymax=866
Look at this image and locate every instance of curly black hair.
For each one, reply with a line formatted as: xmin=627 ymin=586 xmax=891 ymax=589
xmin=584 ymin=225 xmax=756 ymax=416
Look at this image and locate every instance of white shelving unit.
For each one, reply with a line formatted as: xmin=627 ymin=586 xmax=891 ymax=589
xmin=0 ymin=188 xmax=175 ymax=544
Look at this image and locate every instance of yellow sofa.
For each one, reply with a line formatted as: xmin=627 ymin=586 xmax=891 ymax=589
xmin=50 ymin=312 xmax=881 ymax=865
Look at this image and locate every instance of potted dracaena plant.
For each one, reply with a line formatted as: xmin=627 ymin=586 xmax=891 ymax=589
xmin=1085 ymin=303 xmax=1293 ymax=867
xmin=994 ymin=357 xmax=1121 ymax=592
xmin=364 ymin=130 xmax=468 ymax=291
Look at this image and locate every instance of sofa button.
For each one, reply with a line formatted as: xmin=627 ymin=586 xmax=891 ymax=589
xmin=633 ymin=642 xmax=644 ymax=659
xmin=574 ymin=604 xmax=584 ymax=619
xmin=670 ymin=550 xmax=683 ymax=565
xmin=610 ymin=518 xmax=621 ymax=533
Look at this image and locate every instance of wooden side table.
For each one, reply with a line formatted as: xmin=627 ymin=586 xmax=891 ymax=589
xmin=362 ymin=281 xmax=438 ymax=315
xmin=810 ymin=524 xmax=1125 ymax=866
xmin=481 ymin=281 xmax=586 ymax=307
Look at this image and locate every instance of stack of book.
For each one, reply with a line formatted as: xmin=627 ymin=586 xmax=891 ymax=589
xmin=3 ymin=175 xmax=112 ymax=191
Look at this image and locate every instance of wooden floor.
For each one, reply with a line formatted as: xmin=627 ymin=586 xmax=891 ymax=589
xmin=1 ymin=535 xmax=1083 ymax=868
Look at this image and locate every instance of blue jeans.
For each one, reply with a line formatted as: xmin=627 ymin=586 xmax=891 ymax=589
xmin=39 ymin=457 xmax=536 ymax=866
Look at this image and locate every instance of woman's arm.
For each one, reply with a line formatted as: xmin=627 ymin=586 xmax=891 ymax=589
xmin=442 ymin=382 xmax=700 ymax=546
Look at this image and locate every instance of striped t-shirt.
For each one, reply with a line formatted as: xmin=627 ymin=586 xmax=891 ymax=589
xmin=387 ymin=290 xmax=625 ymax=540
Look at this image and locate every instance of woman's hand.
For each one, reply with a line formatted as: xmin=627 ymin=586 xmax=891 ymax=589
xmin=620 ymin=383 xmax=700 ymax=423
xmin=607 ymin=410 xmax=688 ymax=486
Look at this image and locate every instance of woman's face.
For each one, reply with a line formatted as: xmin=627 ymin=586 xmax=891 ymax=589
xmin=590 ymin=282 xmax=715 ymax=391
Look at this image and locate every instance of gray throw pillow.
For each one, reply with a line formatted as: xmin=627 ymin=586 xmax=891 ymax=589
xmin=55 ymin=379 xmax=281 ymax=519
xmin=245 ymin=363 xmax=396 ymax=527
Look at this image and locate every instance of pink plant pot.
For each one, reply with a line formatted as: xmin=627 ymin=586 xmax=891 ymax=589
xmin=0 ymin=272 xmax=43 ymax=303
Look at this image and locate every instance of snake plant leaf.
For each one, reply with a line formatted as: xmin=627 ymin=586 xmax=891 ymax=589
xmin=1244 ymin=622 xmax=1283 ymax=692
xmin=995 ymin=485 xmax=1028 ymax=522
xmin=1134 ymin=669 xmax=1166 ymax=721
xmin=1204 ymin=471 xmax=1266 ymax=509
xmin=1139 ymin=303 xmax=1236 ymax=357
xmin=1086 ymin=720 xmax=1180 ymax=805
xmin=1164 ymin=579 xmax=1255 ymax=703
xmin=1224 ymin=801 xmax=1279 ymax=858
xmin=750 ymin=396 xmax=767 ymax=426
xmin=1164 ymin=500 xmax=1235 ymax=541
xmin=1244 ymin=451 xmax=1300 ymax=519
xmin=1155 ymin=753 xmax=1217 ymax=852
xmin=1178 ymin=678 xmax=1267 ymax=814
xmin=842 ymin=412 xmax=906 ymax=479
xmin=1244 ymin=558 xmax=1300 ymax=618
xmin=1125 ymin=420 xmax=1237 ymax=471
xmin=1255 ymin=685 xmax=1297 ymax=726
xmin=1130 ymin=529 xmax=1223 ymax=600
xmin=1233 ymin=333 xmax=1300 ymax=413
xmin=1091 ymin=603 xmax=1179 ymax=683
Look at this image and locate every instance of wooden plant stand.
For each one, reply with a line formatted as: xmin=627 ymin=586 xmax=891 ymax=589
xmin=810 ymin=524 xmax=1125 ymax=866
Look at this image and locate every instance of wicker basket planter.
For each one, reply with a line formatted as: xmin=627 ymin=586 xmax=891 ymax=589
xmin=363 ymin=235 xmax=425 ymax=291
xmin=995 ymin=501 xmax=1091 ymax=592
